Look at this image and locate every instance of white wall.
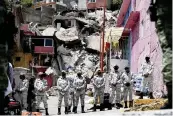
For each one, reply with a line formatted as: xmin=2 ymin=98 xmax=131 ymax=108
xmin=110 ymin=59 xmax=129 ymax=72
xmin=78 ymin=0 xmax=87 ymax=10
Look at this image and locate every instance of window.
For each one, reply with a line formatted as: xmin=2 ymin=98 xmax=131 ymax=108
xmin=88 ymin=0 xmax=96 ymax=3
xmin=45 ymin=39 xmax=53 ymax=47
xmin=15 ymin=57 xmax=21 ymax=62
xmin=32 ymin=39 xmax=44 ymax=46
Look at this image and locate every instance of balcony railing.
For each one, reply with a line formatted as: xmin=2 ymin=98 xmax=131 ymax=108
xmin=34 ymin=46 xmax=54 ymax=54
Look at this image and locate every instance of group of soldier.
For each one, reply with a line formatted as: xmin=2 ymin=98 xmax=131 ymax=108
xmin=15 ymin=56 xmax=154 ymax=115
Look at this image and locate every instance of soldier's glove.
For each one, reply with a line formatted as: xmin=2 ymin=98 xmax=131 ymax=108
xmin=144 ymin=73 xmax=149 ymax=78
xmin=125 ymin=82 xmax=130 ymax=87
xmin=76 ymin=87 xmax=81 ymax=91
xmin=112 ymin=83 xmax=117 ymax=87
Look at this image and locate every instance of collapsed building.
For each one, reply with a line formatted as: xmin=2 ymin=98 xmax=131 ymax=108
xmin=13 ymin=2 xmax=120 ymax=89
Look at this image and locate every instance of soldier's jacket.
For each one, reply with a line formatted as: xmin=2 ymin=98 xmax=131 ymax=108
xmin=67 ymin=74 xmax=76 ymax=90
xmin=121 ymin=72 xmax=134 ymax=85
xmin=34 ymin=78 xmax=48 ymax=96
xmin=57 ymin=76 xmax=70 ymax=93
xmin=92 ymin=75 xmax=105 ymax=89
xmin=141 ymin=62 xmax=154 ymax=76
xmin=73 ymin=76 xmax=86 ymax=90
xmin=109 ymin=71 xmax=121 ymax=85
xmin=19 ymin=79 xmax=29 ymax=94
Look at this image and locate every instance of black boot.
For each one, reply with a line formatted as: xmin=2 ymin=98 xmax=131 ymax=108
xmin=100 ymin=103 xmax=105 ymax=111
xmin=124 ymin=101 xmax=128 ymax=108
xmin=139 ymin=92 xmax=143 ymax=99
xmin=45 ymin=108 xmax=49 ymax=115
xmin=72 ymin=107 xmax=75 ymax=112
xmin=129 ymin=101 xmax=133 ymax=108
xmin=116 ymin=103 xmax=123 ymax=108
xmin=81 ymin=106 xmax=85 ymax=113
xmin=57 ymin=108 xmax=61 ymax=115
xmin=74 ymin=106 xmax=77 ymax=114
xmin=115 ymin=103 xmax=120 ymax=109
xmin=68 ymin=106 xmax=71 ymax=112
xmin=65 ymin=107 xmax=68 ymax=114
xmin=108 ymin=103 xmax=112 ymax=110
xmin=36 ymin=109 xmax=40 ymax=112
xmin=93 ymin=104 xmax=96 ymax=112
xmin=112 ymin=103 xmax=115 ymax=107
xmin=149 ymin=92 xmax=154 ymax=99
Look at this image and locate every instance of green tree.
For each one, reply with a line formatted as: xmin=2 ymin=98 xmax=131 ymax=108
xmin=111 ymin=0 xmax=123 ymax=11
xmin=21 ymin=0 xmax=32 ymax=7
xmin=112 ymin=0 xmax=122 ymax=5
xmin=154 ymin=0 xmax=172 ymax=109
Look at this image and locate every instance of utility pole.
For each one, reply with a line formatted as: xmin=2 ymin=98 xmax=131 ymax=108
xmin=100 ymin=0 xmax=106 ymax=72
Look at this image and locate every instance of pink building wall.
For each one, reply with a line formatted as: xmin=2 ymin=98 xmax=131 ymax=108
xmin=130 ymin=0 xmax=165 ymax=97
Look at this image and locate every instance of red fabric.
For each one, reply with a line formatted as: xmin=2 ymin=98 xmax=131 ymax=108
xmin=105 ymin=42 xmax=110 ymax=50
xmin=35 ymin=67 xmax=53 ymax=87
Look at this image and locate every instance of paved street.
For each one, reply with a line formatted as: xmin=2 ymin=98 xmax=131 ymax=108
xmin=39 ymin=96 xmax=173 ymax=116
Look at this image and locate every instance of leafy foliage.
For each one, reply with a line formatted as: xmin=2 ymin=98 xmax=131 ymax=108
xmin=21 ymin=0 xmax=32 ymax=6
xmin=156 ymin=0 xmax=172 ymax=82
xmin=112 ymin=0 xmax=123 ymax=5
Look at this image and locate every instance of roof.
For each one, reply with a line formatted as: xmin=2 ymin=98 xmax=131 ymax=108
xmin=20 ymin=24 xmax=35 ymax=36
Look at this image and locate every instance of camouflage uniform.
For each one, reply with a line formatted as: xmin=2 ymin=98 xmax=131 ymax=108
xmin=109 ymin=71 xmax=122 ymax=104
xmin=121 ymin=72 xmax=134 ymax=108
xmin=67 ymin=73 xmax=76 ymax=111
xmin=34 ymin=78 xmax=48 ymax=109
xmin=92 ymin=75 xmax=105 ymax=105
xmin=18 ymin=79 xmax=29 ymax=110
xmin=73 ymin=75 xmax=86 ymax=112
xmin=57 ymin=76 xmax=70 ymax=108
xmin=141 ymin=61 xmax=154 ymax=93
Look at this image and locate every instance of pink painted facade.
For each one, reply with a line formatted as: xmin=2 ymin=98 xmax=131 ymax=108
xmin=130 ymin=0 xmax=165 ymax=97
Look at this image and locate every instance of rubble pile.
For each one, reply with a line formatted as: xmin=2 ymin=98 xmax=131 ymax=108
xmin=55 ymin=27 xmax=78 ymax=42
xmin=129 ymin=99 xmax=167 ymax=111
xmin=42 ymin=27 xmax=57 ymax=36
xmin=86 ymin=10 xmax=118 ymax=27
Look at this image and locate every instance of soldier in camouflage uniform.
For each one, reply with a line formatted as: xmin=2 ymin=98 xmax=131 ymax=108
xmin=121 ymin=67 xmax=134 ymax=108
xmin=34 ymin=72 xmax=49 ymax=115
xmin=66 ymin=70 xmax=76 ymax=113
xmin=109 ymin=65 xmax=123 ymax=109
xmin=140 ymin=56 xmax=154 ymax=99
xmin=16 ymin=73 xmax=29 ymax=111
xmin=92 ymin=69 xmax=105 ymax=111
xmin=73 ymin=71 xmax=86 ymax=113
xmin=57 ymin=71 xmax=70 ymax=115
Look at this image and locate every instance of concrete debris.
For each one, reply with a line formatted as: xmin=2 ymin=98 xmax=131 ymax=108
xmin=129 ymin=99 xmax=167 ymax=111
xmin=55 ymin=27 xmax=78 ymax=42
xmin=86 ymin=10 xmax=118 ymax=27
xmin=86 ymin=33 xmax=101 ymax=52
xmin=42 ymin=27 xmax=57 ymax=36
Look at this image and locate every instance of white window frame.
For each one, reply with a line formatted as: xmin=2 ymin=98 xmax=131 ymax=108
xmin=44 ymin=38 xmax=54 ymax=47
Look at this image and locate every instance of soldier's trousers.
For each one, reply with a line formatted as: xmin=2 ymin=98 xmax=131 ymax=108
xmin=74 ymin=89 xmax=85 ymax=107
xmin=142 ymin=76 xmax=153 ymax=92
xmin=58 ymin=92 xmax=68 ymax=108
xmin=68 ymin=91 xmax=75 ymax=107
xmin=109 ymin=84 xmax=121 ymax=103
xmin=19 ymin=93 xmax=28 ymax=110
xmin=123 ymin=85 xmax=133 ymax=101
xmin=94 ymin=88 xmax=104 ymax=104
xmin=36 ymin=95 xmax=48 ymax=109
